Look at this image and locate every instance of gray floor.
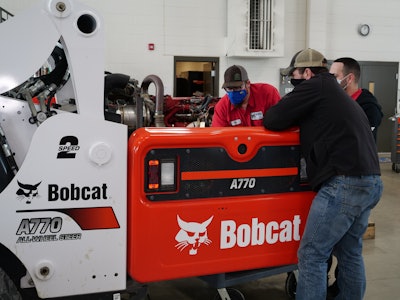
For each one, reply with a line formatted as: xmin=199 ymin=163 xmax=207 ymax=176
xmin=145 ymin=158 xmax=400 ymax=300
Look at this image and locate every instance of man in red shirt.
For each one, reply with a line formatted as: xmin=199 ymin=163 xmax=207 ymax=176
xmin=211 ymin=65 xmax=280 ymax=127
xmin=329 ymin=57 xmax=383 ymax=142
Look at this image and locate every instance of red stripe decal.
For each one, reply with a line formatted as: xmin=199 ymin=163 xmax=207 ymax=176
xmin=59 ymin=207 xmax=120 ymax=230
xmin=181 ymin=167 xmax=298 ymax=180
xmin=17 ymin=207 xmax=120 ymax=230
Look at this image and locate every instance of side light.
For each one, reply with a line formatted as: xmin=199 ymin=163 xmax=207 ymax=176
xmin=148 ymin=160 xmax=160 ymax=190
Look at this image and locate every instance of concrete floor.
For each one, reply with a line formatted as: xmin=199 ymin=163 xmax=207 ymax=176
xmin=145 ymin=159 xmax=400 ymax=300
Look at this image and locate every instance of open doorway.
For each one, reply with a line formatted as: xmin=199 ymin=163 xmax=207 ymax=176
xmin=174 ymin=57 xmax=219 ymax=97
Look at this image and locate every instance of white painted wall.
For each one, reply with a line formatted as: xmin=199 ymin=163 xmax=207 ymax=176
xmin=307 ymin=0 xmax=400 ymax=111
xmin=1 ymin=0 xmax=399 ymax=110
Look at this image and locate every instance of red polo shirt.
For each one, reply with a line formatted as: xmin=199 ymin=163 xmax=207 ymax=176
xmin=212 ymin=83 xmax=280 ymax=127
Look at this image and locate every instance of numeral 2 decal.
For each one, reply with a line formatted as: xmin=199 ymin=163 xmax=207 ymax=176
xmin=57 ymin=136 xmax=80 ymax=159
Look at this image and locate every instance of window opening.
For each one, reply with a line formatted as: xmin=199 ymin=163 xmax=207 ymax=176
xmin=249 ymin=0 xmax=273 ymax=51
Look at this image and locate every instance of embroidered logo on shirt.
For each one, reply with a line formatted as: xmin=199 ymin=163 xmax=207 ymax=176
xmin=230 ymin=119 xmax=242 ymax=126
xmin=250 ymin=111 xmax=263 ymax=121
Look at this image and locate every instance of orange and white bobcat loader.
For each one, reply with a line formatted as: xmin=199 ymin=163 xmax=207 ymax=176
xmin=0 ymin=1 xmax=314 ymax=299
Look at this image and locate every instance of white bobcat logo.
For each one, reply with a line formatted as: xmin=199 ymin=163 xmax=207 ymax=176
xmin=175 ymin=215 xmax=213 ymax=255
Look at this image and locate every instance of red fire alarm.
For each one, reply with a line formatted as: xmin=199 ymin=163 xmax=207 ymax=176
xmin=148 ymin=43 xmax=155 ymax=51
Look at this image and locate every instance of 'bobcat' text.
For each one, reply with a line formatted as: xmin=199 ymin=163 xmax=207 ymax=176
xmin=220 ymin=215 xmax=301 ymax=249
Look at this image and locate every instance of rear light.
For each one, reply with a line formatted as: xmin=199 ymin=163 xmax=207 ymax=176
xmin=146 ymin=158 xmax=176 ymax=192
xmin=161 ymin=161 xmax=175 ymax=186
xmin=148 ymin=160 xmax=160 ymax=189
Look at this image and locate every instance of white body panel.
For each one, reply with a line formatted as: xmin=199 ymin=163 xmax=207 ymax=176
xmin=0 ymin=0 xmax=127 ymax=298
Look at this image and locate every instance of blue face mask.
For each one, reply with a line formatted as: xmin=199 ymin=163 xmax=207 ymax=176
xmin=227 ymin=89 xmax=247 ymax=105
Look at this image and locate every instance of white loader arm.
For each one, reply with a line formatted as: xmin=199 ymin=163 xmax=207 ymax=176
xmin=0 ymin=1 xmax=127 ymax=298
xmin=0 ymin=0 xmax=105 ymax=118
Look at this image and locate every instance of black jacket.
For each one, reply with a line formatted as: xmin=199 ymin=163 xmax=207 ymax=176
xmin=264 ymin=72 xmax=380 ymax=190
xmin=356 ymin=89 xmax=383 ymax=141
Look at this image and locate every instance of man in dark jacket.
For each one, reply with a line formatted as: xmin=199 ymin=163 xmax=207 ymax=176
xmin=264 ymin=48 xmax=383 ymax=300
xmin=330 ymin=57 xmax=383 ymax=142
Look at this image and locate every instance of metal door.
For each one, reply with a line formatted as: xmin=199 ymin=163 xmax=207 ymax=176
xmin=359 ymin=62 xmax=398 ymax=152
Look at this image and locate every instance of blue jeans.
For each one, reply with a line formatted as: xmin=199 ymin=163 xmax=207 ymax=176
xmin=295 ymin=175 xmax=383 ymax=300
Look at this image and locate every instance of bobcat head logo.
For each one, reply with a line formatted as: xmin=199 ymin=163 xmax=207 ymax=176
xmin=175 ymin=215 xmax=213 ymax=255
xmin=16 ymin=181 xmax=41 ymax=204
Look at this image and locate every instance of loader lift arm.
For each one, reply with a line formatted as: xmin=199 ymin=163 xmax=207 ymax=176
xmin=0 ymin=1 xmax=128 ymax=298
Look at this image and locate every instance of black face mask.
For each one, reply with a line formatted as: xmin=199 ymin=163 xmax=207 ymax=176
xmin=290 ymin=78 xmax=305 ymax=87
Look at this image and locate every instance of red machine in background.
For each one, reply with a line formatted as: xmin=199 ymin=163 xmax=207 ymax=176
xmin=103 ymin=72 xmax=219 ymax=132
